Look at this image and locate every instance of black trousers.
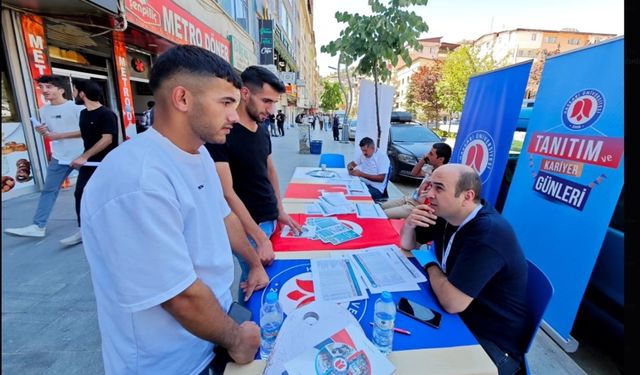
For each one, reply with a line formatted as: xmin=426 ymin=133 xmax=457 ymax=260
xmin=333 ymin=126 xmax=340 ymax=140
xmin=277 ymin=123 xmax=284 ymax=136
xmin=74 ymin=166 xmax=97 ymax=227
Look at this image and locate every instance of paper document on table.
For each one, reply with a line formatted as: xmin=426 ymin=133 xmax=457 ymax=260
xmin=284 ymin=323 xmax=395 ymax=375
xmin=327 ymin=177 xmax=360 ymax=185
xmin=320 ymin=191 xmax=351 ymax=206
xmin=304 ymin=202 xmax=323 ymax=215
xmin=311 ymin=258 xmax=368 ymax=303
xmin=355 ymin=203 xmax=387 ymax=219
xmin=281 ymin=224 xmax=316 ymax=239
xmin=350 ymin=246 xmax=420 ymax=293
xmin=317 ymin=192 xmax=356 ymax=215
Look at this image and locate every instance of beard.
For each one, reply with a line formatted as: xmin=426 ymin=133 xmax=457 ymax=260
xmin=188 ymin=101 xmax=227 ymax=145
xmin=74 ymin=95 xmax=83 ymax=105
xmin=245 ymin=96 xmax=264 ymax=123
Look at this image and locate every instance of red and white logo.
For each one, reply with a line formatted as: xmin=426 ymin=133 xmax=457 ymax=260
xmin=280 ymin=273 xmax=316 ymax=314
xmin=562 ymin=89 xmax=604 ymax=130
xmin=126 ymin=0 xmax=161 ymax=27
xmin=459 ymin=130 xmax=495 ymax=183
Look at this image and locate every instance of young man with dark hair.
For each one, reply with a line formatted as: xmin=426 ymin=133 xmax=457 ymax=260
xmin=5 ymin=75 xmax=84 ymax=238
xmin=400 ymin=163 xmax=528 ymax=375
xmin=81 ymin=45 xmax=266 ymax=374
xmin=381 ymin=142 xmax=452 ymax=219
xmin=347 ymin=136 xmax=391 ymax=201
xmin=206 ymin=65 xmax=302 ymax=303
xmin=57 ymin=80 xmax=119 ymax=246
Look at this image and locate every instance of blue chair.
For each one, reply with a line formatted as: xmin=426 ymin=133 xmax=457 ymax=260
xmin=318 ymin=153 xmax=346 ymax=168
xmin=375 ymin=164 xmax=393 ymax=203
xmin=522 ymin=259 xmax=554 ymax=374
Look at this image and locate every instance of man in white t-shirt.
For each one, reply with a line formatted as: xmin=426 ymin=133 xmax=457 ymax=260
xmin=5 ymin=75 xmax=84 ymax=238
xmin=347 ymin=136 xmax=391 ymax=201
xmin=81 ymin=45 xmax=267 ymax=374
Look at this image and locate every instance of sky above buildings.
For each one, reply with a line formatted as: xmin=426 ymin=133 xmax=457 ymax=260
xmin=313 ymin=0 xmax=624 ymax=76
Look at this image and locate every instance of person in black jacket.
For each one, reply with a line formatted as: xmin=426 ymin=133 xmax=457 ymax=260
xmin=332 ymin=114 xmax=340 ymax=141
xmin=400 ymin=163 xmax=528 ymax=375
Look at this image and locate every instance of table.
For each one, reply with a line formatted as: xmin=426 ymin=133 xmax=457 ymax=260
xmin=271 ymin=213 xmax=401 ymax=251
xmin=284 ymin=183 xmax=372 ymax=201
xmin=289 ymin=167 xmax=354 ymax=184
xmin=224 ymin=253 xmax=497 ymax=375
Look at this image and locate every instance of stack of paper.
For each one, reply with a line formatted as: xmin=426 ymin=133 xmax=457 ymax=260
xmin=284 ymin=324 xmax=396 ymax=375
xmin=311 ymin=258 xmax=368 ymax=303
xmin=280 ymin=217 xmax=362 ymax=246
xmin=355 ymin=203 xmax=387 ymax=219
xmin=316 ymin=192 xmax=356 ymax=215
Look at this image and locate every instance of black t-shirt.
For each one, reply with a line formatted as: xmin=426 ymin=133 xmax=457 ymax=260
xmin=205 ymin=122 xmax=278 ymax=223
xmin=415 ymin=201 xmax=529 ymax=359
xmin=276 ymin=113 xmax=285 ymax=125
xmin=79 ymin=106 xmax=119 ymax=162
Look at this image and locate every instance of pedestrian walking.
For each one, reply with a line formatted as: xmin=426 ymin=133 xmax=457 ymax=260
xmin=276 ymin=109 xmax=286 ymax=136
xmin=332 ymin=114 xmax=340 ymax=141
xmin=59 ymin=79 xmax=119 ymax=246
xmin=5 ymin=75 xmax=84 ymax=239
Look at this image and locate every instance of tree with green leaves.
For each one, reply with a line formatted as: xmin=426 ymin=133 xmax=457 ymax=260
xmin=321 ymin=0 xmax=429 ymax=146
xmin=320 ymin=81 xmax=344 ymax=112
xmin=405 ymin=61 xmax=443 ymax=123
xmin=436 ymin=44 xmax=501 ymax=117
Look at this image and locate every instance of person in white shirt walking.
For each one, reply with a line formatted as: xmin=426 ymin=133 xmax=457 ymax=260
xmin=5 ymin=75 xmax=83 ymax=239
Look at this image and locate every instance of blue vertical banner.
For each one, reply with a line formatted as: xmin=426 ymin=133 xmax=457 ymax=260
xmin=502 ymin=38 xmax=624 ymax=343
xmin=452 ymin=61 xmax=532 ymax=205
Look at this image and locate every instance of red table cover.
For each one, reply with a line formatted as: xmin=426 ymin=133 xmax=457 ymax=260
xmin=272 ymin=213 xmax=400 ymax=251
xmin=284 ymin=183 xmax=372 ymax=201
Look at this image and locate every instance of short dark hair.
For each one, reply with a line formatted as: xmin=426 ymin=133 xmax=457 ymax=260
xmin=455 ymin=169 xmax=482 ymax=203
xmin=36 ymin=75 xmax=67 ymax=90
xmin=359 ymin=137 xmax=375 ymax=148
xmin=241 ymin=66 xmax=285 ymax=93
xmin=433 ymin=142 xmax=452 ymax=164
xmin=74 ymin=79 xmax=103 ymax=102
xmin=147 ymin=100 xmax=155 ymax=108
xmin=149 ymin=45 xmax=241 ymax=94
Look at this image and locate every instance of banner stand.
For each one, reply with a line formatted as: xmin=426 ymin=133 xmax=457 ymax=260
xmin=541 ymin=321 xmax=579 ymax=352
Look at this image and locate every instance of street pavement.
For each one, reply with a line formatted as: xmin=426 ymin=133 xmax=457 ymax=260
xmin=2 ymin=123 xmax=604 ymax=374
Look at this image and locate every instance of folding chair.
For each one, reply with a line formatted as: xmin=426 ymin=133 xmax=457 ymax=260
xmin=374 ymin=164 xmax=393 ymax=203
xmin=521 ymin=260 xmax=554 ymax=374
xmin=318 ymin=153 xmax=346 ymax=168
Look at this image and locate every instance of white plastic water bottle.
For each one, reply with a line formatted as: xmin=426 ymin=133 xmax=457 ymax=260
xmin=372 ymin=291 xmax=396 ymax=355
xmin=259 ymin=291 xmax=283 ymax=359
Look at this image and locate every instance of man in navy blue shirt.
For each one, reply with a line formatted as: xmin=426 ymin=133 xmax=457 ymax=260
xmin=400 ymin=163 xmax=528 ymax=375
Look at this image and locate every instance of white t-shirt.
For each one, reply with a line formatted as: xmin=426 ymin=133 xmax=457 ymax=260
xmin=38 ymin=101 xmax=84 ymax=162
xmin=81 ymin=128 xmax=234 ymax=375
xmin=355 ymin=149 xmax=391 ymax=193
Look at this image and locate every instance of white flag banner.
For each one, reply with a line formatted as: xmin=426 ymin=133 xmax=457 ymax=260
xmin=353 ymin=79 xmax=395 ymax=162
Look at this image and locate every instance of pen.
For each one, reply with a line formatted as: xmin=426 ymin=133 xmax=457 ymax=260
xmin=369 ymin=322 xmax=411 ymax=335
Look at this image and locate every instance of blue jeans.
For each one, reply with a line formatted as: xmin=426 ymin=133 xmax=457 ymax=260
xmin=33 ymin=158 xmax=74 ymax=228
xmin=366 ymin=183 xmax=384 ymax=201
xmin=475 ymin=335 xmax=522 ymax=375
xmin=237 ymin=219 xmax=277 ymax=304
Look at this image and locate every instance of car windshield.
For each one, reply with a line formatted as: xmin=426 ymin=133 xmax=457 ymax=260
xmin=390 ymin=126 xmax=440 ymax=142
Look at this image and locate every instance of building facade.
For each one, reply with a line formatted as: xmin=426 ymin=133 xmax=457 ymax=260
xmin=1 ymin=0 xmax=322 ymax=201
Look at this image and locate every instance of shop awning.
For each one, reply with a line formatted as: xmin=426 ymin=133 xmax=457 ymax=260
xmin=2 ymin=0 xmax=119 ymax=16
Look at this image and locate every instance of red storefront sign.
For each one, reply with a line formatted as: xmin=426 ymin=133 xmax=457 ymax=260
xmin=125 ymin=0 xmax=230 ymax=61
xmin=112 ymin=31 xmax=137 ymax=140
xmin=20 ymin=14 xmax=53 ymax=158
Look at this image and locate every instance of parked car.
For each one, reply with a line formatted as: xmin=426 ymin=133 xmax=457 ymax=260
xmin=348 ymin=119 xmax=357 ymax=140
xmin=386 ymin=112 xmax=443 ymax=182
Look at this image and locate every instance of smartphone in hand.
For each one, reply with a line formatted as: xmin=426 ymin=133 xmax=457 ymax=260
xmin=397 ymin=297 xmax=442 ymax=329
xmin=228 ymin=302 xmax=252 ymax=324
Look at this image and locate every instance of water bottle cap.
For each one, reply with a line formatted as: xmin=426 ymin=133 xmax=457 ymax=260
xmin=266 ymin=291 xmax=278 ymax=303
xmin=381 ymin=291 xmax=392 ymax=302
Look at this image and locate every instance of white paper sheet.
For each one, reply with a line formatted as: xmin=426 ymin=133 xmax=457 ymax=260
xmin=311 ymin=258 xmax=369 ymax=303
xmin=355 ymin=203 xmax=387 ymax=219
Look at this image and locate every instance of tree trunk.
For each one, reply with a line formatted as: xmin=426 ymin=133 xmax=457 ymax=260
xmin=373 ymin=67 xmax=381 ymax=148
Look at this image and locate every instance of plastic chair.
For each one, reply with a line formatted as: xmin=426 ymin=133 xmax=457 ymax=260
xmin=318 ymin=153 xmax=346 ymax=168
xmin=522 ymin=260 xmax=554 ymax=374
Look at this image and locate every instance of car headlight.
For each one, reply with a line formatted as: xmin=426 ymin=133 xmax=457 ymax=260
xmin=397 ymin=153 xmax=416 ymax=164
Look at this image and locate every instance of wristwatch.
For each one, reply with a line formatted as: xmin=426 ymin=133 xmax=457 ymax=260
xmin=424 ymin=261 xmax=440 ymax=271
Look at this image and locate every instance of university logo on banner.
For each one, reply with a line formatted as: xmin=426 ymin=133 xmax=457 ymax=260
xmin=264 ymin=264 xmax=368 ymax=321
xmin=458 ymin=130 xmax=496 ymax=183
xmin=562 ymin=89 xmax=605 ymax=130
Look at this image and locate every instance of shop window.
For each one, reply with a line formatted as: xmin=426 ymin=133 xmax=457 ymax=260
xmin=1 ymin=70 xmax=18 ymax=122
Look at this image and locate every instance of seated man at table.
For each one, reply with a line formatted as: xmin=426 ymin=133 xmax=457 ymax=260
xmin=347 ymin=137 xmax=390 ymax=201
xmin=381 ymin=142 xmax=451 ymax=219
xmin=400 ymin=163 xmax=528 ymax=375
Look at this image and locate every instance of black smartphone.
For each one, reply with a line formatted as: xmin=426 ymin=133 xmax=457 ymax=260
xmin=228 ymin=302 xmax=252 ymax=324
xmin=397 ymin=297 xmax=442 ymax=329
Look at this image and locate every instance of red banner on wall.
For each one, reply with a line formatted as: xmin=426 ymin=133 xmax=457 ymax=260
xmin=112 ymin=31 xmax=137 ymax=140
xmin=124 ymin=0 xmax=230 ymax=61
xmin=20 ymin=14 xmax=53 ymax=158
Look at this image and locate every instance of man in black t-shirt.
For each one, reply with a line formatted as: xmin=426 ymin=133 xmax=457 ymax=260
xmin=61 ymin=80 xmax=119 ymax=246
xmin=400 ymin=164 xmax=528 ymax=375
xmin=206 ymin=66 xmax=302 ymax=303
